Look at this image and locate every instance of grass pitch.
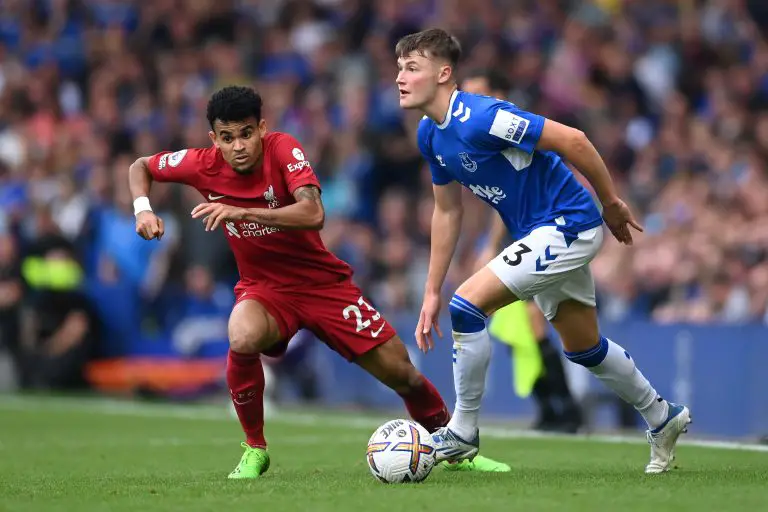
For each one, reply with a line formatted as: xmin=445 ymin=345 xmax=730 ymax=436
xmin=0 ymin=395 xmax=766 ymax=511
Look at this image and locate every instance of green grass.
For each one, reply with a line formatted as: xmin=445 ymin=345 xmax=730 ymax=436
xmin=0 ymin=396 xmax=767 ymax=511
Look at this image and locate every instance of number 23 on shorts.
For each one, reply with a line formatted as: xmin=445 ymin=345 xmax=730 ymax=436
xmin=343 ymin=296 xmax=386 ymax=338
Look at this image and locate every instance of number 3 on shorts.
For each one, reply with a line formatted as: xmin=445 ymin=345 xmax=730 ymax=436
xmin=502 ymin=242 xmax=532 ymax=266
xmin=343 ymin=296 xmax=385 ymax=337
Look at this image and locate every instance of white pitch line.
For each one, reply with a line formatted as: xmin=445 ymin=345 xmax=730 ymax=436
xmin=1 ymin=395 xmax=767 ymax=453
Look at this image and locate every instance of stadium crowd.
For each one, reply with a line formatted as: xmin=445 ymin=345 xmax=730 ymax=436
xmin=1 ymin=0 xmax=768 ymax=387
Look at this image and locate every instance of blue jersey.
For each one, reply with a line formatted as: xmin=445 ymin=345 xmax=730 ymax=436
xmin=417 ymin=90 xmax=603 ymax=241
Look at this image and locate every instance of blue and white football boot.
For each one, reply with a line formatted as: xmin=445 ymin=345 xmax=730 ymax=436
xmin=431 ymin=427 xmax=480 ymax=463
xmin=645 ymin=403 xmax=692 ymax=474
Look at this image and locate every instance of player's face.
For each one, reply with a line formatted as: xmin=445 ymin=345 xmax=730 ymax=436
xmin=209 ymin=117 xmax=267 ymax=174
xmin=396 ymin=52 xmax=447 ymax=109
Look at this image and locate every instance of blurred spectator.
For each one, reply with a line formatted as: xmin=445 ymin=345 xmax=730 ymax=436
xmin=18 ymin=230 xmax=97 ymax=390
xmin=170 ymin=264 xmax=231 ymax=358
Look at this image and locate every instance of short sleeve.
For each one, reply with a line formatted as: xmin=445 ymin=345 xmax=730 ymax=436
xmin=481 ymin=102 xmax=545 ymax=154
xmin=272 ymin=134 xmax=321 ymax=194
xmin=417 ymin=118 xmax=453 ymax=185
xmin=146 ymin=148 xmax=202 ymax=185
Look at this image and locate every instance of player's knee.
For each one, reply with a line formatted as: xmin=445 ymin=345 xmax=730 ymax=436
xmin=228 ymin=322 xmax=273 ymax=354
xmin=229 ymin=300 xmax=283 ymax=354
xmin=448 ymin=294 xmax=488 ymax=333
xmin=228 ymin=329 xmax=259 ymax=354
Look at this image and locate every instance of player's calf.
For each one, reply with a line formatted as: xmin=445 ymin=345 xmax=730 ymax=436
xmin=549 ymin=299 xmax=600 ymax=353
xmin=443 ymin=292 xmax=495 ymax=441
xmin=227 ymin=299 xmax=284 ymax=457
xmin=356 ymin=323 xmax=511 ymax=472
xmin=447 ymin=268 xmax=520 ymax=432
xmin=552 ymin=300 xmax=691 ymax=470
xmin=552 ymin=300 xmax=670 ymax=427
xmin=356 ymin=336 xmax=450 ymax=432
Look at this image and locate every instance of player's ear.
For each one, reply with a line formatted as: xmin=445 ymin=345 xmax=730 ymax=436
xmin=437 ymin=64 xmax=453 ymax=85
xmin=258 ymin=118 xmax=267 ymax=136
xmin=208 ymin=130 xmax=219 ymax=148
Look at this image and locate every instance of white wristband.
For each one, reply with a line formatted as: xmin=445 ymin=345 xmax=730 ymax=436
xmin=133 ymin=196 xmax=152 ymax=216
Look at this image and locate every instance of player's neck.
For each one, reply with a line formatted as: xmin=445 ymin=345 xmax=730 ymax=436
xmin=422 ymin=85 xmax=458 ymax=125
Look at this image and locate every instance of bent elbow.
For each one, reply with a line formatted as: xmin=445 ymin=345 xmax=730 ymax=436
xmin=310 ymin=207 xmax=325 ymax=230
xmin=129 ymin=157 xmax=152 ymax=181
xmin=569 ymin=129 xmax=590 ymax=154
xmin=314 ymin=211 xmax=325 ymax=230
xmin=130 ymin=156 xmax=147 ymax=170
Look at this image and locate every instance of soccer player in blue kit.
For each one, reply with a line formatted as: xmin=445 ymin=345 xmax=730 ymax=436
xmin=396 ymin=28 xmax=691 ymax=474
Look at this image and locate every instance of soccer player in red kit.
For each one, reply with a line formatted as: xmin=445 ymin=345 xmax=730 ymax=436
xmin=128 ymin=86 xmax=509 ymax=478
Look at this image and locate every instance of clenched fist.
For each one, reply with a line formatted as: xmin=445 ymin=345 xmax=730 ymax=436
xmin=135 ymin=211 xmax=165 ymax=240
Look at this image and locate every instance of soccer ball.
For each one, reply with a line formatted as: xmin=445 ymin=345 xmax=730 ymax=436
xmin=366 ymin=419 xmax=436 ymax=483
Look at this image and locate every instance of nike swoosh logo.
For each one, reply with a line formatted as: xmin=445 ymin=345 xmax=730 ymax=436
xmin=371 ymin=322 xmax=386 ymax=338
xmin=231 ymin=389 xmax=257 ymax=405
xmin=208 ymin=194 xmax=227 ymax=201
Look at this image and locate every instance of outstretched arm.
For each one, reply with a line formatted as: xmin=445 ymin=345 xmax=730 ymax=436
xmin=536 ymin=120 xmax=643 ymax=245
xmin=191 ymin=185 xmax=325 ymax=231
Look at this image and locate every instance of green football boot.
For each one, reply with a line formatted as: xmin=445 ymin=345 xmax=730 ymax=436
xmin=228 ymin=442 xmax=270 ymax=479
xmin=440 ymin=454 xmax=511 ymax=472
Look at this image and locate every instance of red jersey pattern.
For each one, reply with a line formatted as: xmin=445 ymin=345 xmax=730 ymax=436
xmin=147 ymin=132 xmax=353 ymax=289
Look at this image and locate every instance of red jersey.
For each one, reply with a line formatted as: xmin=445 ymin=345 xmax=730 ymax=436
xmin=147 ymin=132 xmax=353 ymax=289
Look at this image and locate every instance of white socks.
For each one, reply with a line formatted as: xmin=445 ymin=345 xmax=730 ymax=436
xmin=445 ymin=293 xmax=670 ymax=436
xmin=446 ymin=328 xmax=492 ymax=440
xmin=566 ymin=336 xmax=669 ymax=429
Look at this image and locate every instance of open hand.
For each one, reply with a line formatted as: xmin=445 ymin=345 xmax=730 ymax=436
xmin=191 ymin=203 xmax=246 ymax=231
xmin=602 ymin=199 xmax=643 ymax=245
xmin=415 ymin=291 xmax=443 ymax=353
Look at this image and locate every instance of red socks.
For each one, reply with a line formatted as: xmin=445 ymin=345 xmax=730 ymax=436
xmin=229 ymin=349 xmax=448 ymax=442
xmin=227 ymin=349 xmax=267 ymax=448
xmin=398 ymin=377 xmax=451 ymax=433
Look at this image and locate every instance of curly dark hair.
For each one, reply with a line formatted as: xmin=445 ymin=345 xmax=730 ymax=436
xmin=206 ymin=86 xmax=263 ymax=129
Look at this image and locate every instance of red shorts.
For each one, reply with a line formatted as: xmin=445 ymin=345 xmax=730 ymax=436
xmin=234 ymin=279 xmax=397 ymax=361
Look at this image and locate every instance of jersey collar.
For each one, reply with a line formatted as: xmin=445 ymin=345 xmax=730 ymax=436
xmin=437 ymin=89 xmax=459 ymax=130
